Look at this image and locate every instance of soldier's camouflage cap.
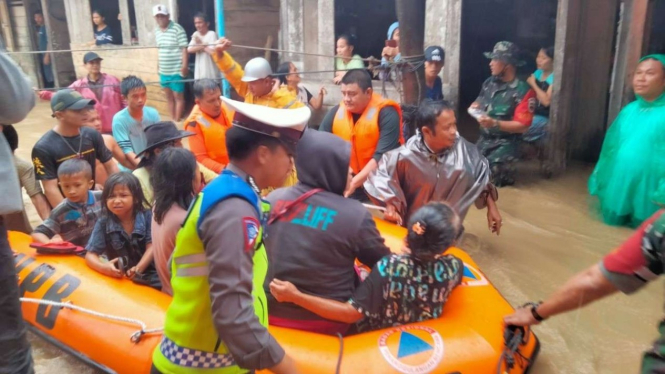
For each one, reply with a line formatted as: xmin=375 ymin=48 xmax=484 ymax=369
xmin=484 ymin=41 xmax=525 ymax=67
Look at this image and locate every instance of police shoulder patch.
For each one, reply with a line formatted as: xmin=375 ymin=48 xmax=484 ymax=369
xmin=242 ymin=217 xmax=260 ymax=252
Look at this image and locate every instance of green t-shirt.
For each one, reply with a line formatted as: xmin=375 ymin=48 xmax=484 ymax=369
xmin=335 ymin=54 xmax=365 ymax=71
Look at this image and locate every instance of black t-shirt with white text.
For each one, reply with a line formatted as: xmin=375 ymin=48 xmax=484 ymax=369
xmin=32 ymin=127 xmax=112 ymax=183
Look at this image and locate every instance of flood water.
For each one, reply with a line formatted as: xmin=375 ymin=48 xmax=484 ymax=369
xmin=12 ymin=101 xmax=662 ymax=373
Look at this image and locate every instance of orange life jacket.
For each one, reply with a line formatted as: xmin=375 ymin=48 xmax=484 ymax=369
xmin=189 ymin=104 xmax=233 ymax=166
xmin=332 ymin=94 xmax=403 ymax=174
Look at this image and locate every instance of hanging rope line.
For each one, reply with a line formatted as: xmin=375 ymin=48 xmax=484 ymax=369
xmin=20 ymin=297 xmax=163 ymax=343
xmin=31 ymin=59 xmax=424 ymax=93
xmin=5 ymin=42 xmax=424 ymax=63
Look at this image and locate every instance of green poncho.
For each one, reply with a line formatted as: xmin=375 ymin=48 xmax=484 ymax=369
xmin=588 ymin=54 xmax=665 ymax=227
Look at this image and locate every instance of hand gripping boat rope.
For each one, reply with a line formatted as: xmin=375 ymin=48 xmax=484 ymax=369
xmin=20 ymin=298 xmax=163 ymax=343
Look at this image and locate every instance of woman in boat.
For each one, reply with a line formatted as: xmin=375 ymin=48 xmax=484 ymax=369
xmin=276 ymin=62 xmax=326 ymax=110
xmin=150 ymin=148 xmax=201 ymax=295
xmin=588 ymin=54 xmax=665 ymax=227
xmin=270 ymin=202 xmax=463 ymax=332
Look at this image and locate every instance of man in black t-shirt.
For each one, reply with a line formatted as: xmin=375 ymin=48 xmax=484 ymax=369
xmin=32 ymin=89 xmax=118 ymax=207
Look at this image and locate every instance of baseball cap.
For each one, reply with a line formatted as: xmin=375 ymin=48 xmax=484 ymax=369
xmin=83 ymin=52 xmax=103 ymax=64
xmin=152 ymin=4 xmax=169 ymax=16
xmin=50 ymin=89 xmax=96 ymax=114
xmin=425 ymin=46 xmax=445 ymax=63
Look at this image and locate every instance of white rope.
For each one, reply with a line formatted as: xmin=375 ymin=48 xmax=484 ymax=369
xmin=20 ymin=297 xmax=163 ymax=343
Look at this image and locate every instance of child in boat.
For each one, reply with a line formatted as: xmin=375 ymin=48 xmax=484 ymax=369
xmin=85 ymin=172 xmax=161 ymax=289
xmin=270 ymin=202 xmax=464 ymax=332
xmin=32 ymin=159 xmax=102 ymax=247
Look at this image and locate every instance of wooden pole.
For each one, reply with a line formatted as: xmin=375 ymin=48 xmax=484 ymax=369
xmin=395 ymin=0 xmax=426 ymax=105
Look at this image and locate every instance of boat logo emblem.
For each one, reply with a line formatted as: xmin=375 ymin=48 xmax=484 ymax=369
xmin=378 ymin=325 xmax=444 ymax=373
xmin=461 ymin=263 xmax=489 ymax=287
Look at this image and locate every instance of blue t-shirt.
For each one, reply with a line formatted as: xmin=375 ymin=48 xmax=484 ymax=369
xmin=426 ymin=76 xmax=444 ymax=101
xmin=112 ymin=106 xmax=161 ymax=171
xmin=94 ymin=26 xmax=114 ymax=45
xmin=37 ymin=25 xmax=48 ymax=52
xmin=534 ymin=69 xmax=554 ymax=85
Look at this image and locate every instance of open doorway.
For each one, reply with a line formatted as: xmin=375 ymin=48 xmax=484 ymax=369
xmin=335 ymin=0 xmax=396 ymax=62
xmin=177 ymin=0 xmax=217 ymax=115
xmin=646 ymin=0 xmax=665 ymax=55
xmin=89 ymin=0 xmax=122 ymax=45
xmin=177 ymin=0 xmax=217 ymax=39
xmin=458 ymin=0 xmax=557 ymax=141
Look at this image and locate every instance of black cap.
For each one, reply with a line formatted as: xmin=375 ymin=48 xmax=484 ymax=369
xmin=136 ymin=121 xmax=194 ymax=157
xmin=83 ymin=52 xmax=103 ymax=64
xmin=425 ymin=46 xmax=445 ymax=63
xmin=50 ymin=89 xmax=96 ymax=114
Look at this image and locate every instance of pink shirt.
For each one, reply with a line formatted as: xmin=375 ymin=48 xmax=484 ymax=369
xmin=39 ymin=73 xmax=125 ymax=134
xmin=151 ymin=204 xmax=188 ymax=295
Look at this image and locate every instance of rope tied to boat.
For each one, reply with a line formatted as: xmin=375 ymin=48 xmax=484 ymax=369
xmin=497 ymin=325 xmax=531 ymax=374
xmin=20 ymin=298 xmax=163 ymax=343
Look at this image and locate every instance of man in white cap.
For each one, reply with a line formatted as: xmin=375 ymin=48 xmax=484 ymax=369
xmin=151 ymin=98 xmax=309 ymax=374
xmin=212 ymin=37 xmax=303 ymax=109
xmin=153 ymin=4 xmax=188 ymax=121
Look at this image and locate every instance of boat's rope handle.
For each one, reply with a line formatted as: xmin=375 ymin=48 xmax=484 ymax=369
xmin=20 ymin=298 xmax=163 ymax=343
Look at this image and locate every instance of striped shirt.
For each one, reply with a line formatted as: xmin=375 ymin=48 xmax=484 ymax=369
xmin=155 ymin=21 xmax=188 ymax=76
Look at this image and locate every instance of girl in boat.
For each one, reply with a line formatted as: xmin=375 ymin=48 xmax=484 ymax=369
xmin=85 ymin=172 xmax=160 ymax=289
xmin=269 ymin=202 xmax=463 ymax=332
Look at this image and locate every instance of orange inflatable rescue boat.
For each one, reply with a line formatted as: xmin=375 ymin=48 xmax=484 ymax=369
xmin=11 ymin=218 xmax=539 ymax=373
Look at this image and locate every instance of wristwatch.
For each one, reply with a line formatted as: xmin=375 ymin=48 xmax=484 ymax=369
xmin=527 ymin=301 xmax=546 ymax=322
xmin=492 ymin=119 xmax=500 ymax=129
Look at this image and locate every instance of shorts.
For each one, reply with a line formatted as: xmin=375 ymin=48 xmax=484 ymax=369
xmin=159 ymin=74 xmax=185 ymax=93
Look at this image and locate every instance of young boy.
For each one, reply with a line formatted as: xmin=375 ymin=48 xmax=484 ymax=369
xmin=112 ymin=75 xmax=161 ymax=171
xmin=32 ymin=159 xmax=103 ymax=247
xmin=31 ymin=89 xmax=118 ymax=208
xmin=82 ymin=107 xmax=133 ymax=184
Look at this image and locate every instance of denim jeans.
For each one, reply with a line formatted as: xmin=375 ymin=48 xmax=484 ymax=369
xmin=0 ymin=219 xmax=34 ymax=374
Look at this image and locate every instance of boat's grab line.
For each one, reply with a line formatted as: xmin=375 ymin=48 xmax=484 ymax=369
xmin=20 ymin=297 xmax=163 ymax=343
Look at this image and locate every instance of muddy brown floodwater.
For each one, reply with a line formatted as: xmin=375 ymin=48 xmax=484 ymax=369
xmin=11 ymin=101 xmax=663 ymax=373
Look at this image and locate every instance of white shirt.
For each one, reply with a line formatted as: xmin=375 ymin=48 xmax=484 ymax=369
xmin=189 ymin=30 xmax=221 ymax=80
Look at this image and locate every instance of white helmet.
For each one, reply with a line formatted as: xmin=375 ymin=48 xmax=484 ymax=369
xmin=241 ymin=57 xmax=273 ymax=82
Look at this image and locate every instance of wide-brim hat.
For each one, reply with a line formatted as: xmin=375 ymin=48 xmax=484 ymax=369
xmin=484 ymin=41 xmax=525 ymax=67
xmin=136 ymin=121 xmax=194 ymax=157
xmin=221 ymin=96 xmax=310 ymax=154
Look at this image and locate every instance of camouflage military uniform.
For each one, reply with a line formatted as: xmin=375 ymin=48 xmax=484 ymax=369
xmin=598 ymin=209 xmax=665 ymax=373
xmin=475 ymin=41 xmax=535 ymax=186
xmin=475 ymin=77 xmax=533 ymax=186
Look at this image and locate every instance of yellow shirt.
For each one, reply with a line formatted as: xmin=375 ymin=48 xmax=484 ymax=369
xmin=212 ymin=52 xmax=305 ymax=109
xmin=133 ymin=162 xmax=218 ymax=206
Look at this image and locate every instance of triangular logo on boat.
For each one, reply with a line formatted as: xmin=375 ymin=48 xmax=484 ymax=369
xmin=463 ymin=264 xmax=478 ymax=280
xmin=397 ymin=332 xmax=432 ymax=358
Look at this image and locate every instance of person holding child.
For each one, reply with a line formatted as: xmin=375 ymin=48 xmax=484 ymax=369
xmin=32 ymin=89 xmax=118 ymax=208
xmin=32 ymin=159 xmax=101 ymax=246
xmin=85 ymin=172 xmax=161 ymax=290
xmin=270 ymin=202 xmax=464 ymax=332
xmin=150 ymin=148 xmax=202 ymax=295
